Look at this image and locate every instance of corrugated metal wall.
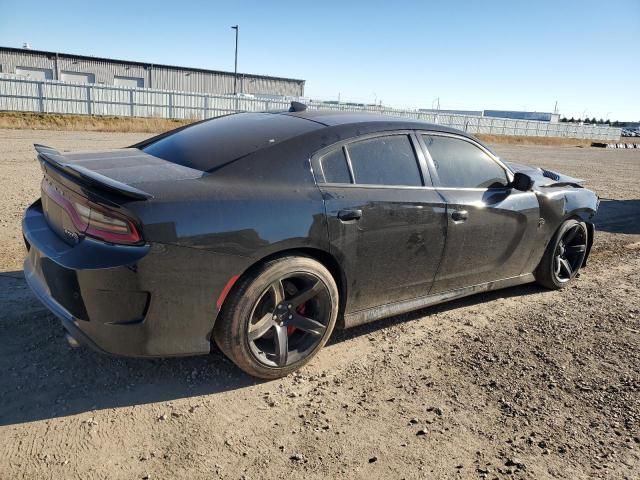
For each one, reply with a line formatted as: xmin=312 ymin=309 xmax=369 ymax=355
xmin=0 ymin=48 xmax=305 ymax=96
xmin=0 ymin=75 xmax=622 ymax=140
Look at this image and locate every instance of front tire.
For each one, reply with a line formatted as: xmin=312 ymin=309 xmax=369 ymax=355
xmin=214 ymin=255 xmax=339 ymax=379
xmin=535 ymin=219 xmax=589 ymax=289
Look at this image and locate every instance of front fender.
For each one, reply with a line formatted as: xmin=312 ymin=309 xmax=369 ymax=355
xmin=537 ymin=187 xmax=598 ymax=230
xmin=523 ymin=187 xmax=598 ymax=274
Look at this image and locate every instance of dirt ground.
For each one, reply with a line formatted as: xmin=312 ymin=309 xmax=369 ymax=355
xmin=0 ymin=129 xmax=638 ymax=480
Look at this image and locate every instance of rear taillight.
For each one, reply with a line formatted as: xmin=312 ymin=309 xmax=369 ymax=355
xmin=42 ymin=179 xmax=142 ymax=245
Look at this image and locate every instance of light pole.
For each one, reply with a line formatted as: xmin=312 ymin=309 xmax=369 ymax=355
xmin=231 ymin=25 xmax=239 ymax=95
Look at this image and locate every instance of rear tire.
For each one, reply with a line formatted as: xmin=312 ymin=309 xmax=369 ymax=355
xmin=214 ymin=255 xmax=338 ymax=379
xmin=535 ymin=219 xmax=588 ymax=289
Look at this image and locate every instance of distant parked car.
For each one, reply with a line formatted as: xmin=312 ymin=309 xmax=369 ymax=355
xmin=23 ymin=106 xmax=598 ymax=378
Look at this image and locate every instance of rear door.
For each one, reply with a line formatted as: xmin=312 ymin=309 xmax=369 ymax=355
xmin=418 ymin=132 xmax=540 ymax=293
xmin=313 ymin=132 xmax=447 ymax=313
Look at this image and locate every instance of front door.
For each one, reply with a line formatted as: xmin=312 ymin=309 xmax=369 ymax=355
xmin=418 ymin=133 xmax=539 ymax=293
xmin=314 ymin=132 xmax=448 ymax=313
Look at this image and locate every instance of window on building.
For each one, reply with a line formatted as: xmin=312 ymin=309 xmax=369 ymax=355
xmin=114 ymin=76 xmax=144 ymax=88
xmin=60 ymin=71 xmax=95 ymax=84
xmin=15 ymin=67 xmax=53 ymax=81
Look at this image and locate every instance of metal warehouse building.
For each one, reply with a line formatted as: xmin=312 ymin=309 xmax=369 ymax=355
xmin=483 ymin=110 xmax=560 ymax=123
xmin=0 ymin=46 xmax=305 ymax=97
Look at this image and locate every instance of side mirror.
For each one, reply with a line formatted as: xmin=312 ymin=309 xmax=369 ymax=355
xmin=512 ymin=172 xmax=534 ymax=191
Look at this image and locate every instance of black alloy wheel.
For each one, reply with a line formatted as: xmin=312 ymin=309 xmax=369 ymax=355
xmin=247 ymin=273 xmax=332 ymax=368
xmin=553 ymin=223 xmax=588 ymax=283
xmin=536 ymin=219 xmax=589 ymax=289
xmin=214 ymin=255 xmax=338 ymax=379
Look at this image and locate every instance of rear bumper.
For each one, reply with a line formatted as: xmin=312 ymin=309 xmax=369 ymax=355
xmin=22 ymin=199 xmax=226 ymax=358
xmin=23 ymin=262 xmax=110 ymax=355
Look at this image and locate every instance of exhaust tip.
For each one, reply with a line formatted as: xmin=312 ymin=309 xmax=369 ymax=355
xmin=65 ymin=332 xmax=80 ymax=348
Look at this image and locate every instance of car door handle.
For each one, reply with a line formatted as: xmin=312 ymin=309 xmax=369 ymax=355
xmin=451 ymin=210 xmax=468 ymax=222
xmin=337 ymin=209 xmax=362 ymax=221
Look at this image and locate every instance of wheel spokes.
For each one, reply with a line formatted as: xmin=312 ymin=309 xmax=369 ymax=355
xmin=270 ymin=279 xmax=285 ymax=305
xmin=565 ymin=244 xmax=586 ymax=255
xmin=288 ymin=313 xmax=326 ymax=336
xmin=248 ymin=313 xmax=275 ymax=341
xmin=563 ymin=225 xmax=580 ymax=244
xmin=554 ymin=255 xmax=562 ymax=276
xmin=273 ymin=324 xmax=289 ymax=366
xmin=288 ymin=280 xmax=324 ymax=307
xmin=559 ymin=257 xmax=573 ymax=277
xmin=248 ymin=273 xmax=330 ymax=369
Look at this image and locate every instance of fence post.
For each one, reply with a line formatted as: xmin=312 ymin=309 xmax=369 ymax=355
xmin=37 ymin=81 xmax=45 ymax=113
xmin=168 ymin=92 xmax=173 ymax=119
xmin=129 ymin=89 xmax=135 ymax=117
xmin=86 ymin=85 xmax=93 ymax=115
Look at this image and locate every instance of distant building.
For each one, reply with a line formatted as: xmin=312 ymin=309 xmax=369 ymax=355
xmin=419 ymin=108 xmax=483 ymax=116
xmin=483 ymin=110 xmax=560 ymax=123
xmin=0 ymin=46 xmax=305 ymax=97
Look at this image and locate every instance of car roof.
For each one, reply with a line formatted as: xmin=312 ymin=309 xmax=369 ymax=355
xmin=135 ymin=110 xmax=481 ymax=173
xmin=279 ymin=109 xmax=468 ymax=136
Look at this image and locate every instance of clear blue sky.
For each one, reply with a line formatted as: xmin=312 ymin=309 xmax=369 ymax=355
xmin=1 ymin=0 xmax=638 ymax=120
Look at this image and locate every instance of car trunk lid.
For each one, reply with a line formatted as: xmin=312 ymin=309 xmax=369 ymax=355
xmin=35 ymin=144 xmax=204 ymax=198
xmin=35 ymin=144 xmax=204 ymax=246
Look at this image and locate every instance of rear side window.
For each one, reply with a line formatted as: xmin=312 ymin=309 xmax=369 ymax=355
xmin=422 ymin=135 xmax=508 ymax=189
xmin=140 ymin=113 xmax=320 ymax=172
xmin=321 ymin=148 xmax=351 ymax=183
xmin=346 ymin=135 xmax=422 ymax=186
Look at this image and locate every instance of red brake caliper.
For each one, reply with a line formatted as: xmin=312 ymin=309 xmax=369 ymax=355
xmin=288 ymin=302 xmax=305 ymax=335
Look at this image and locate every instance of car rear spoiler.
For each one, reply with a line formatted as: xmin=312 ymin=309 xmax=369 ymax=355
xmin=34 ymin=144 xmax=153 ymax=200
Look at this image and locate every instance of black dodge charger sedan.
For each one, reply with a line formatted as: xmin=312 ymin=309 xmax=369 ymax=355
xmin=23 ymin=105 xmax=598 ymax=378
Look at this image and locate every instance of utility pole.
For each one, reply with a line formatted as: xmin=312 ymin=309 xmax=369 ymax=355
xmin=231 ymin=25 xmax=239 ymax=95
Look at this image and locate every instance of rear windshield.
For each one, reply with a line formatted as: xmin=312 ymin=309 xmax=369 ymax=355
xmin=140 ymin=113 xmax=320 ymax=172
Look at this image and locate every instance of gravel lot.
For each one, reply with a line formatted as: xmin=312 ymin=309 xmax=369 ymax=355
xmin=0 ymin=129 xmax=638 ymax=479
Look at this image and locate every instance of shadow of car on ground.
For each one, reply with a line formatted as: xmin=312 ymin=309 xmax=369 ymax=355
xmin=0 ymin=269 xmax=546 ymax=427
xmin=595 ymin=198 xmax=640 ymax=235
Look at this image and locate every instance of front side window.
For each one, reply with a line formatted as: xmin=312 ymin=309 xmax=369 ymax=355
xmin=422 ymin=135 xmax=508 ymax=189
xmin=346 ymin=135 xmax=422 ymax=186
